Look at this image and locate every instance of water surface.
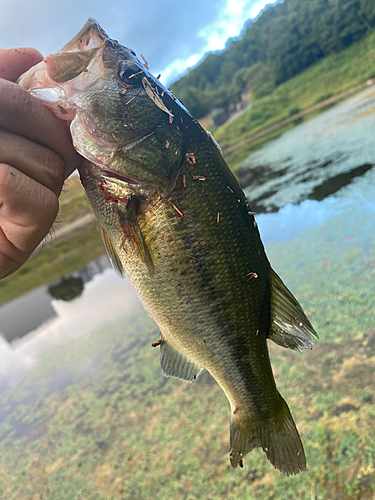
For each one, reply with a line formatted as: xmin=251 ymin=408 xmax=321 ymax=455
xmin=0 ymin=87 xmax=374 ymax=499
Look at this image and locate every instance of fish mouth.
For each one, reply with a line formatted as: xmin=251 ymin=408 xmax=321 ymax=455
xmin=61 ymin=18 xmax=109 ymax=53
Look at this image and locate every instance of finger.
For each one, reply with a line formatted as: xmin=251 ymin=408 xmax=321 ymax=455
xmin=0 ymin=48 xmax=43 ymax=82
xmin=0 ymin=163 xmax=58 ymax=278
xmin=0 ymin=78 xmax=82 ymax=179
xmin=0 ymin=129 xmax=65 ymax=196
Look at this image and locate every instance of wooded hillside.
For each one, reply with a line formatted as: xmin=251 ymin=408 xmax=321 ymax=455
xmin=170 ymin=0 xmax=375 ymax=118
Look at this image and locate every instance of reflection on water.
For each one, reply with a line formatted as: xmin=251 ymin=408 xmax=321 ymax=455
xmin=48 ymin=276 xmax=85 ymax=302
xmin=241 ymin=86 xmax=375 ymax=213
xmin=0 ymin=256 xmax=111 ymax=345
xmin=0 ymin=286 xmax=56 ymax=344
xmin=0 ymin=256 xmax=141 ymax=391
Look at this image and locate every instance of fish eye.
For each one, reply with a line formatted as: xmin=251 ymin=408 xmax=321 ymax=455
xmin=118 ymin=61 xmax=143 ymax=86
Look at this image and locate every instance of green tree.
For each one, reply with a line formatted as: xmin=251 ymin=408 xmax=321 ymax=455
xmin=171 ymin=0 xmax=375 ymax=116
xmin=48 ymin=276 xmax=84 ymax=302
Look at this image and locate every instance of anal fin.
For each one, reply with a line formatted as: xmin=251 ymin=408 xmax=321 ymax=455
xmin=160 ymin=332 xmax=202 ymax=382
xmin=269 ymin=268 xmax=318 ymax=351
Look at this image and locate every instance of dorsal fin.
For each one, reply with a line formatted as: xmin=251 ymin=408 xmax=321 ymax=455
xmin=269 ymin=268 xmax=318 ymax=351
xmin=99 ymin=225 xmax=125 ymax=278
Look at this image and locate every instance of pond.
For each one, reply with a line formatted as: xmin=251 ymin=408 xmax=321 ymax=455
xmin=0 ymin=87 xmax=374 ymax=499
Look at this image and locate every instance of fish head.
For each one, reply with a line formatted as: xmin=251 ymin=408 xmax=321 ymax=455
xmin=18 ymin=18 xmax=187 ymax=190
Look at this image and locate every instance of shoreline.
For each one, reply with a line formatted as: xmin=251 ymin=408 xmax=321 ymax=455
xmin=222 ymin=80 xmax=375 ymax=164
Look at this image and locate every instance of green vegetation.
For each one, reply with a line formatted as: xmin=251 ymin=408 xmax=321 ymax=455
xmin=168 ymin=0 xmax=375 ymax=172
xmin=48 ymin=276 xmax=84 ymax=302
xmin=214 ymin=27 xmax=375 ymax=169
xmin=0 ymin=201 xmax=374 ymax=499
xmin=171 ymin=0 xmax=375 ymax=118
xmin=1 ymin=9 xmax=375 ymax=495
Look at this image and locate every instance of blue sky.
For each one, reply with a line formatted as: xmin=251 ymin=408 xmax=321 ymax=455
xmin=0 ymin=0 xmax=271 ymax=84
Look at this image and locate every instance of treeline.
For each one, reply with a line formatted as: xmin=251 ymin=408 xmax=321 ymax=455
xmin=170 ymin=0 xmax=375 ymax=118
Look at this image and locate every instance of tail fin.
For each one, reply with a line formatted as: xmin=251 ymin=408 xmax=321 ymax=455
xmin=229 ymin=395 xmax=306 ymax=475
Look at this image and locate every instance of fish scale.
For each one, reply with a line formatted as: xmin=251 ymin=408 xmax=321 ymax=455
xmin=107 ymin=142 xmax=283 ymax=427
xmin=19 ymin=18 xmax=318 ymax=475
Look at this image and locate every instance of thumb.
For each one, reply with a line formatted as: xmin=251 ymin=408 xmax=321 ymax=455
xmin=0 ymin=48 xmax=43 ymax=82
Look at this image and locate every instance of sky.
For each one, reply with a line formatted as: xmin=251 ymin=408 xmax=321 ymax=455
xmin=0 ymin=0 xmax=272 ymax=84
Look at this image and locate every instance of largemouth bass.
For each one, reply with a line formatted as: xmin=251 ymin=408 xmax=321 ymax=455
xmin=19 ymin=19 xmax=317 ymax=475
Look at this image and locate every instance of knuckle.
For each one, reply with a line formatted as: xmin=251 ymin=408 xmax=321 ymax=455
xmin=0 ymin=78 xmax=12 ymax=104
xmin=39 ymin=188 xmax=59 ymax=223
xmin=40 ymin=148 xmax=65 ymax=195
xmin=1 ymin=81 xmax=46 ymax=131
xmin=28 ymin=176 xmax=59 ymax=219
xmin=9 ymin=83 xmax=36 ymax=118
xmin=0 ymin=163 xmax=14 ymax=193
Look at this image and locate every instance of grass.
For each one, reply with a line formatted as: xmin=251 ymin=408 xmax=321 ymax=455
xmin=0 ymin=200 xmax=374 ymax=498
xmin=215 ymin=29 xmax=375 ymax=169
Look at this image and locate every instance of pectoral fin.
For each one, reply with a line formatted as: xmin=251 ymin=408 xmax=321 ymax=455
xmin=159 ymin=332 xmax=202 ymax=382
xmin=119 ymin=196 xmax=154 ymax=276
xmin=99 ymin=226 xmax=125 ymax=278
xmin=269 ymin=268 xmax=318 ymax=351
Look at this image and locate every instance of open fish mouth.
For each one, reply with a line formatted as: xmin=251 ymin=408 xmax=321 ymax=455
xmin=59 ymin=18 xmax=109 ymax=52
xmin=79 ymin=162 xmax=135 ymax=187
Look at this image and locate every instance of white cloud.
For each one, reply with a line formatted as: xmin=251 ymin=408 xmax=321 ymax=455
xmin=160 ymin=0 xmax=272 ymax=84
xmin=160 ymin=54 xmax=203 ymax=86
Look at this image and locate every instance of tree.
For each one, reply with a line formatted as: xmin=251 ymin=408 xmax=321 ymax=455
xmin=170 ymin=0 xmax=374 ymax=114
xmin=48 ymin=276 xmax=84 ymax=302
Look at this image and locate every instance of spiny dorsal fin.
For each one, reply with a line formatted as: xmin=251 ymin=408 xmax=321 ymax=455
xmin=160 ymin=332 xmax=202 ymax=382
xmin=99 ymin=225 xmax=125 ymax=278
xmin=269 ymin=268 xmax=318 ymax=351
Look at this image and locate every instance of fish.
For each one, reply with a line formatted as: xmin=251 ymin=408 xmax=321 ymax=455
xmin=18 ymin=19 xmax=318 ymax=475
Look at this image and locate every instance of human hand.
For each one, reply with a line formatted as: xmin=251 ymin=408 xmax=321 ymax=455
xmin=0 ymin=48 xmax=83 ymax=279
